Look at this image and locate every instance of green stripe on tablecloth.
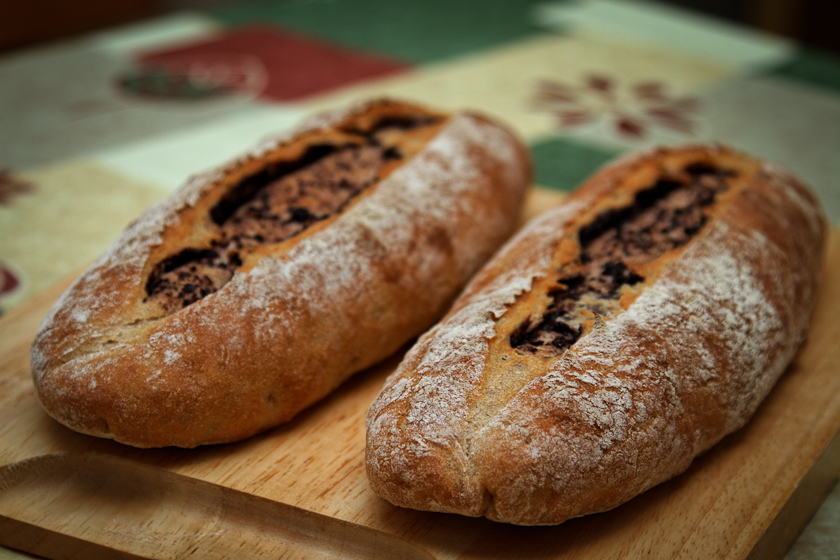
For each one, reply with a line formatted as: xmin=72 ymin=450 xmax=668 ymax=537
xmin=530 ymin=137 xmax=621 ymax=192
xmin=211 ymin=0 xmax=552 ymax=63
xmin=766 ymin=47 xmax=840 ymax=96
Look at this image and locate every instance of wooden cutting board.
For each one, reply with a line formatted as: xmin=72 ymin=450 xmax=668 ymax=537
xmin=1 ymin=189 xmax=839 ymax=560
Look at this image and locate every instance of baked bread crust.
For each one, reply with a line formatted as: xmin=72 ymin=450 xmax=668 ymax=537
xmin=30 ymin=99 xmax=531 ymax=448
xmin=365 ymin=144 xmax=825 ymax=525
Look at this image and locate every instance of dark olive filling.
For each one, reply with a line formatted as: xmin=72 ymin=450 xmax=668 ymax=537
xmin=145 ymin=115 xmax=440 ymax=314
xmin=510 ymin=164 xmax=735 ymax=356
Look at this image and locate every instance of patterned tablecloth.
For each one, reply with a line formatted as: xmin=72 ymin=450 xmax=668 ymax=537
xmin=1 ymin=1 xmax=838 ymax=558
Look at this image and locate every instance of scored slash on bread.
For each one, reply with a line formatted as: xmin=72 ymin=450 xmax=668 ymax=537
xmin=365 ymin=144 xmax=826 ymax=525
xmin=30 ymin=99 xmax=532 ymax=448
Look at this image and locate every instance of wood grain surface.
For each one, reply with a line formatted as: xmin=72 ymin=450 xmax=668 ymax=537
xmin=1 ymin=188 xmax=839 ymax=560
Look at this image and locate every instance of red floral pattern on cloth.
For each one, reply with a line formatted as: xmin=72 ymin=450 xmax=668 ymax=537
xmin=0 ymin=170 xmax=30 ymax=305
xmin=534 ymin=74 xmax=701 ymax=139
xmin=0 ymin=169 xmax=35 ymax=206
xmin=123 ymin=25 xmax=411 ymax=103
xmin=117 ymin=55 xmax=268 ymax=101
xmin=0 ymin=263 xmax=20 ymax=298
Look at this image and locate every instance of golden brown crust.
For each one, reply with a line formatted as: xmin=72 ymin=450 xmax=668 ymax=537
xmin=30 ymin=99 xmax=532 ymax=448
xmin=365 ymin=144 xmax=826 ymax=525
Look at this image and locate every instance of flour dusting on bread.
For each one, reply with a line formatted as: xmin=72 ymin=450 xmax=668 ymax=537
xmin=31 ymin=100 xmax=532 ymax=448
xmin=366 ymin=144 xmax=825 ymax=525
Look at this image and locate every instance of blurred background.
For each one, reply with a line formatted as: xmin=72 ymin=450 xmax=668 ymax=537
xmin=2 ymin=0 xmax=839 ymax=56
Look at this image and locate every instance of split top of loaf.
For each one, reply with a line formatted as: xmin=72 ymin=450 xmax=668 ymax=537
xmin=492 ymin=151 xmax=755 ymax=380
xmin=144 ymin=103 xmax=446 ymax=316
xmin=42 ymin=100 xmax=451 ymax=367
xmin=366 ymin=144 xmax=825 ymax=526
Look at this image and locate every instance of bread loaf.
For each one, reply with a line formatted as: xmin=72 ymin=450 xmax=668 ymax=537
xmin=30 ymin=99 xmax=532 ymax=448
xmin=365 ymin=144 xmax=825 ymax=525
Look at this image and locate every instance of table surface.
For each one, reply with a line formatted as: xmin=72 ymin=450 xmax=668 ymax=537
xmin=1 ymin=1 xmax=839 ymax=558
